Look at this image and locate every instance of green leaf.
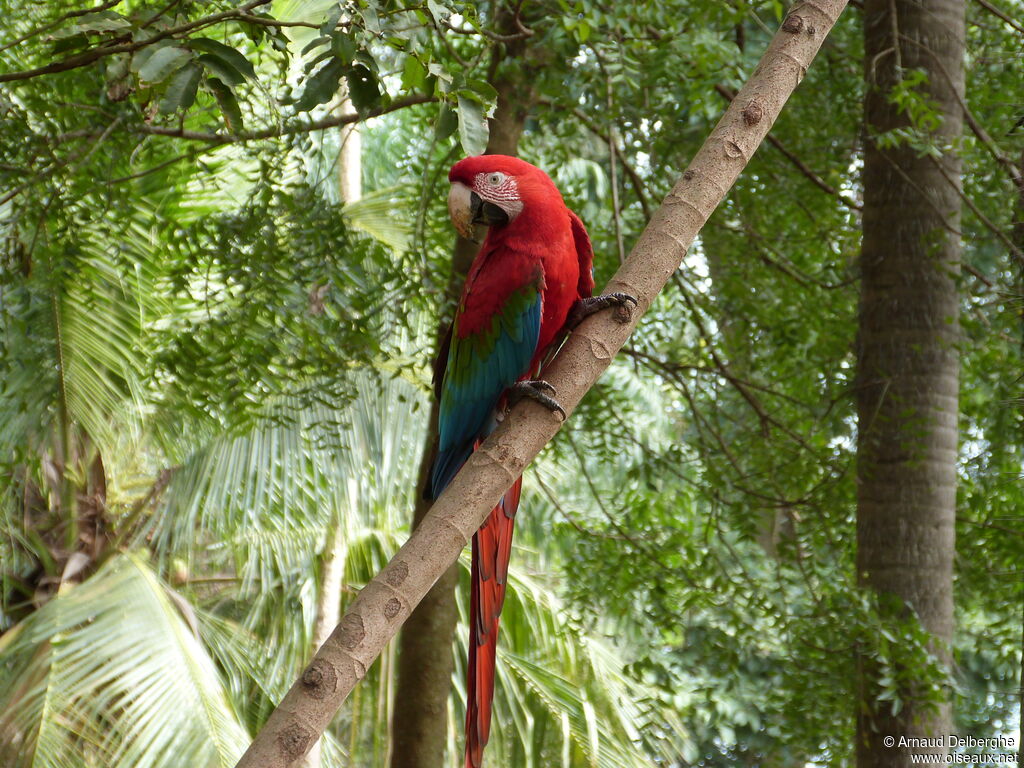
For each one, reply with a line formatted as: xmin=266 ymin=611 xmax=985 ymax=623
xmin=266 ymin=25 xmax=289 ymax=51
xmin=158 ymin=63 xmax=202 ymax=114
xmin=240 ymin=17 xmax=266 ymax=44
xmin=354 ymin=49 xmax=378 ymax=73
xmin=188 ymin=38 xmax=255 ymax=80
xmin=330 ymin=33 xmax=358 ymax=67
xmin=360 ymin=5 xmax=381 ymax=35
xmin=196 ymin=54 xmax=244 ymax=87
xmin=301 ymin=35 xmax=331 ymax=56
xmin=54 ymin=11 xmax=131 ymax=38
xmin=435 ymin=102 xmax=458 ymax=141
xmin=427 ymin=62 xmax=451 ymax=81
xmin=456 ymin=94 xmax=488 ymax=155
xmin=206 ymin=78 xmax=243 ymax=132
xmin=343 ymin=187 xmax=412 ymax=253
xmin=129 ymin=40 xmax=172 ymax=73
xmin=426 ymin=0 xmax=450 ymax=25
xmin=345 ymin=64 xmax=381 ymax=115
xmin=320 ymin=2 xmax=343 ymax=35
xmin=402 ymin=55 xmax=426 ymax=92
xmin=137 ymin=47 xmax=193 ymax=84
xmin=104 ymin=53 xmax=131 ymax=85
xmin=295 ymin=59 xmax=344 ymax=112
xmin=466 ymin=78 xmax=498 ymax=107
xmin=51 ymin=31 xmax=89 ymax=54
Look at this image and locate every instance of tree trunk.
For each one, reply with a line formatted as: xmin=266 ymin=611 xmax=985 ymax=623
xmin=389 ymin=30 xmax=539 ymax=768
xmin=856 ymin=1 xmax=963 ymax=765
xmin=338 ymin=97 xmax=361 ymax=205
xmin=1014 ymin=149 xmax=1024 ymax=768
xmin=304 ymin=96 xmax=364 ymax=768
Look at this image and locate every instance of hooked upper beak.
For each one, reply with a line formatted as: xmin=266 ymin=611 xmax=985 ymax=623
xmin=447 ymin=181 xmax=510 ymax=241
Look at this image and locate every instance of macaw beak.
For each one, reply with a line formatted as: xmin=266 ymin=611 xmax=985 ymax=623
xmin=448 ymin=181 xmax=510 ymax=241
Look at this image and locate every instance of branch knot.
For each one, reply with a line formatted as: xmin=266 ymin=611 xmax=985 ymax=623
xmin=782 ymin=13 xmax=804 ymax=33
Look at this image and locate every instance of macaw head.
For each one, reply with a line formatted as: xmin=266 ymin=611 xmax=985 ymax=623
xmin=446 ymin=155 xmax=563 ymax=240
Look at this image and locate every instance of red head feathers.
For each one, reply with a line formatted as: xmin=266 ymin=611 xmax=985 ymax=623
xmin=446 ymin=155 xmax=566 ymax=239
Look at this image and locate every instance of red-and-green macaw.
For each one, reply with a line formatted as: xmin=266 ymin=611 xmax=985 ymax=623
xmin=428 ymin=155 xmax=635 ymax=768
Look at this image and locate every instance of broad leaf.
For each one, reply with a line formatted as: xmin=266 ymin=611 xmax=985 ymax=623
xmin=188 ymin=38 xmax=256 ymax=80
xmin=402 ymin=55 xmax=426 ymax=92
xmin=158 ymin=63 xmax=202 ymax=114
xmin=206 ymin=77 xmax=244 ymax=132
xmin=320 ymin=2 xmax=343 ymax=35
xmin=197 ymin=54 xmax=245 ymax=87
xmin=346 ymin=64 xmax=382 ymax=115
xmin=435 ymin=102 xmax=458 ymax=141
xmin=53 ymin=11 xmax=131 ymax=38
xmin=137 ymin=47 xmax=193 ymax=84
xmin=456 ymin=93 xmax=488 ymax=156
xmin=295 ymin=59 xmax=344 ymax=112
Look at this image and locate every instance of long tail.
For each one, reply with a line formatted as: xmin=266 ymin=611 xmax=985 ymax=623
xmin=464 ymin=476 xmax=522 ymax=768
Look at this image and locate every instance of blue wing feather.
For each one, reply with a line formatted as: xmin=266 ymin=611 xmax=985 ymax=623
xmin=430 ymin=290 xmax=541 ymax=499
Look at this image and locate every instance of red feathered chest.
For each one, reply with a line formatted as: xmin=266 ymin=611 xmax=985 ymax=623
xmin=455 ymin=208 xmax=583 ymax=363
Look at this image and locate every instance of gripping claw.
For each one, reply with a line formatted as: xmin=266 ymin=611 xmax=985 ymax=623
xmin=507 ymin=380 xmax=566 ymax=421
xmin=565 ymin=292 xmax=638 ymax=329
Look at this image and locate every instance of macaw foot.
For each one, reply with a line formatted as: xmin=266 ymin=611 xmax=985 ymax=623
xmin=507 ymin=380 xmax=566 ymax=421
xmin=565 ymin=292 xmax=638 ymax=330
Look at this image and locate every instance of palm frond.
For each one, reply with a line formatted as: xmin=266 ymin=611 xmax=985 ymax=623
xmin=446 ymin=552 xmax=686 ymax=768
xmin=0 ymin=553 xmax=249 ymax=768
xmin=343 ymin=187 xmax=413 ymax=253
xmin=148 ymin=370 xmax=426 ymax=571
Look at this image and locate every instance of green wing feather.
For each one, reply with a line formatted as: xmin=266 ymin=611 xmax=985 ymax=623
xmin=430 ymin=286 xmax=541 ymax=497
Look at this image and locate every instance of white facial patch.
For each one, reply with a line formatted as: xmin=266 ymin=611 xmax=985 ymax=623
xmin=474 ymin=171 xmax=524 ymax=220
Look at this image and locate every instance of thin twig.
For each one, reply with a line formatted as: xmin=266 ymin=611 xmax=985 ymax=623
xmin=237 ymin=13 xmax=321 ymax=29
xmin=0 ymin=0 xmax=121 ymax=54
xmin=604 ymin=73 xmax=626 ymax=263
xmin=546 ymin=99 xmax=652 ymax=220
xmin=927 ymin=154 xmax=1019 ymax=274
xmin=132 ymin=94 xmax=436 ymax=143
xmin=896 ymin=31 xmax=1022 ymax=188
xmin=105 ymin=149 xmax=202 ymax=184
xmin=442 ymin=20 xmax=532 ymax=42
xmin=140 ymin=0 xmax=183 ymax=30
xmin=716 ymin=83 xmax=862 ymax=210
xmin=0 ymin=0 xmax=273 ymax=83
xmin=972 ymin=0 xmax=1024 ymax=36
xmin=0 ymin=115 xmax=123 ymax=205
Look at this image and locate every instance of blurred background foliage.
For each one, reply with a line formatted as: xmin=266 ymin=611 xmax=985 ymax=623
xmin=0 ymin=0 xmax=1021 ymax=767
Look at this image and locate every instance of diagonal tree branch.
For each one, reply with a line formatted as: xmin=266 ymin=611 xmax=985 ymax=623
xmin=233 ymin=2 xmax=851 ymax=766
xmin=715 ymin=83 xmax=863 ymax=211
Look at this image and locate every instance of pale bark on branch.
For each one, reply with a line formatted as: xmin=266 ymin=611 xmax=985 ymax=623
xmin=234 ymin=2 xmax=850 ymax=765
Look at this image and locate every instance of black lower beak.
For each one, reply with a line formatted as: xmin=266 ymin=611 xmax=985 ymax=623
xmin=470 ymin=191 xmax=509 ymax=228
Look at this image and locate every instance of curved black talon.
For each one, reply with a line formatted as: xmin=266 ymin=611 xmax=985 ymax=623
xmin=508 ymin=380 xmax=566 ymax=421
xmin=525 ymin=380 xmax=555 ymax=395
xmin=565 ymin=292 xmax=639 ymax=330
xmin=607 ymin=291 xmax=639 ymax=308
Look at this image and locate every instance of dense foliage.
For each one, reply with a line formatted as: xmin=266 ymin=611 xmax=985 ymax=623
xmin=1 ymin=1 xmax=1021 ymax=767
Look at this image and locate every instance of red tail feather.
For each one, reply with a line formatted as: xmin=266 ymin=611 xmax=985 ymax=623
xmin=464 ymin=476 xmax=522 ymax=768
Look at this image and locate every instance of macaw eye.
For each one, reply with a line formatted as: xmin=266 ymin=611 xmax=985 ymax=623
xmin=487 ymin=172 xmax=505 ymax=186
